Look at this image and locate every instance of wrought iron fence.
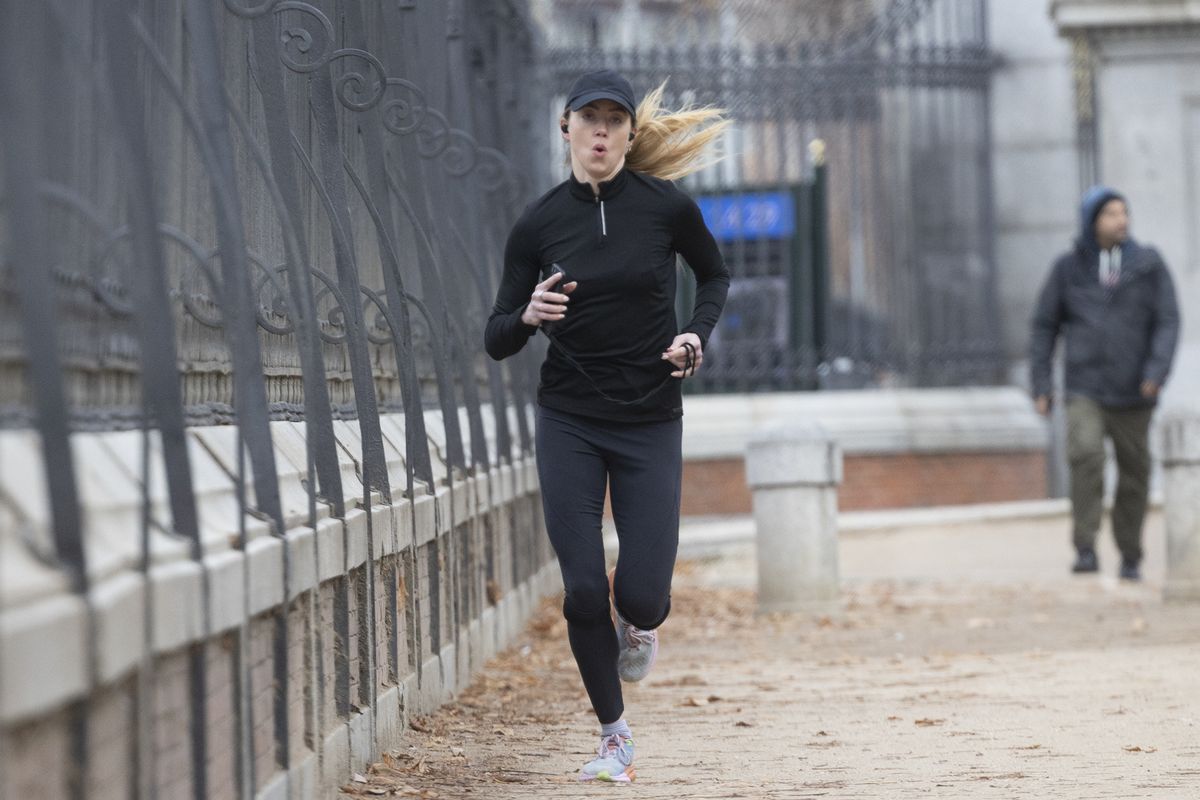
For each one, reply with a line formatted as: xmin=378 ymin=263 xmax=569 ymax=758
xmin=1 ymin=0 xmax=545 ymax=558
xmin=0 ymin=1 xmax=549 ymax=797
xmin=540 ymin=0 xmax=1004 ymax=391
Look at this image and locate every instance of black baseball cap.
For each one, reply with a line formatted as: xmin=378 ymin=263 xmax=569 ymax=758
xmin=566 ymin=69 xmax=637 ymax=122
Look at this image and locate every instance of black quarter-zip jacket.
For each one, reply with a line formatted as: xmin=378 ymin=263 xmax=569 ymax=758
xmin=485 ymin=167 xmax=731 ymax=422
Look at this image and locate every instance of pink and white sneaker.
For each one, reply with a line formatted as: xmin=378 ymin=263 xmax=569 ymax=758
xmin=579 ymin=733 xmax=636 ymax=783
xmin=616 ymin=611 xmax=658 ymax=683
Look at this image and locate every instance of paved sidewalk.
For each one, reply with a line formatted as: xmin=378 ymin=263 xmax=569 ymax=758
xmin=343 ymin=508 xmax=1200 ymax=799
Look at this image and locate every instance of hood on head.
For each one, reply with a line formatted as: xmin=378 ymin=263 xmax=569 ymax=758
xmin=1079 ymin=185 xmax=1126 ymax=248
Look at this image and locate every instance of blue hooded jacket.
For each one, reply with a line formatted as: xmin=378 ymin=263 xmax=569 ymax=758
xmin=1029 ymin=186 xmax=1180 ymax=407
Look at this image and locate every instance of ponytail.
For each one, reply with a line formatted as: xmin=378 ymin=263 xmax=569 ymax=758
xmin=625 ymin=80 xmax=730 ymax=181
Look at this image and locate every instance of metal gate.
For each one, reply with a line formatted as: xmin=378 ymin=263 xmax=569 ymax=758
xmin=541 ymin=0 xmax=1003 ymax=392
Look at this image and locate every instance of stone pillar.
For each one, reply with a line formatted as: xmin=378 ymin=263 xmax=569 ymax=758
xmin=1162 ymin=412 xmax=1200 ymax=602
xmin=745 ymin=422 xmax=842 ymax=614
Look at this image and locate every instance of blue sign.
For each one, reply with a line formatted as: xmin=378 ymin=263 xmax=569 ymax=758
xmin=696 ymin=191 xmax=795 ymax=242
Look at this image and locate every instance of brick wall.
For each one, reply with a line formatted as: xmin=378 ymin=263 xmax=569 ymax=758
xmin=287 ymin=598 xmax=312 ymax=759
xmin=318 ymin=583 xmax=339 ymax=726
xmin=247 ymin=617 xmax=277 ymax=793
xmin=153 ymin=652 xmax=194 ymax=800
xmin=204 ymin=637 xmax=238 ymax=800
xmin=1 ymin=709 xmax=72 ymax=800
xmin=679 ymin=450 xmax=1049 ymax=515
xmin=87 ymin=684 xmax=135 ymax=800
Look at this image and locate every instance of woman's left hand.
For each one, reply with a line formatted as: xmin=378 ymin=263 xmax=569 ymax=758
xmin=662 ymin=333 xmax=703 ymax=378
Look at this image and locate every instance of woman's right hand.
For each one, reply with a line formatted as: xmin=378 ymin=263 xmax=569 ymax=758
xmin=521 ymin=270 xmax=577 ymax=327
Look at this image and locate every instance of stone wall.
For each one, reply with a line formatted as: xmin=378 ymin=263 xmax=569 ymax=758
xmin=0 ymin=406 xmax=559 ymax=800
xmin=676 ymin=387 xmax=1050 ymax=515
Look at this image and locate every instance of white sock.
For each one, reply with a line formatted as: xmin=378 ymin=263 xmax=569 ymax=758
xmin=601 ymin=718 xmax=632 ymax=739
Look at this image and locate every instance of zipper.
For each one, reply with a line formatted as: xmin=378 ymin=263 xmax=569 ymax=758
xmin=595 ymin=194 xmax=607 ymax=247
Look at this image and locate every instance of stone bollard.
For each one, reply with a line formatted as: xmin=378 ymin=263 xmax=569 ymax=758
xmin=1162 ymin=412 xmax=1200 ymax=602
xmin=745 ymin=422 xmax=843 ymax=614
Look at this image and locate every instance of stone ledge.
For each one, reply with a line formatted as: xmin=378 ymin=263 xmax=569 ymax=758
xmin=681 ymin=388 xmax=1048 ymax=460
xmin=204 ymin=548 xmax=246 ymax=633
xmin=149 ymin=559 xmax=205 ymax=653
xmin=0 ymin=593 xmax=89 ymax=724
xmin=412 ymin=493 xmax=437 ymax=547
xmin=246 ymin=536 xmax=285 ymax=616
xmin=344 ymin=507 xmax=370 ymax=573
xmin=315 ymin=516 xmax=345 ymax=583
xmin=1052 ymin=0 xmax=1200 ymax=30
xmin=0 ymin=401 xmax=551 ymax=798
xmin=286 ymin=527 xmax=317 ymax=601
xmin=92 ymin=571 xmax=146 ymax=684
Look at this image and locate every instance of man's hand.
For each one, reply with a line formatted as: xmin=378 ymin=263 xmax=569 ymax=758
xmin=1140 ymin=380 xmax=1160 ymax=399
xmin=520 ymin=270 xmax=577 ymax=327
xmin=1034 ymin=395 xmax=1051 ymax=417
xmin=663 ymin=332 xmax=703 ymax=378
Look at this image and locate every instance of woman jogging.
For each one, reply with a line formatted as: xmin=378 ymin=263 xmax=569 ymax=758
xmin=484 ymin=68 xmax=730 ymax=783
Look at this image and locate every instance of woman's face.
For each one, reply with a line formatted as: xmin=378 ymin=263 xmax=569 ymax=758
xmin=562 ymin=99 xmax=634 ymax=182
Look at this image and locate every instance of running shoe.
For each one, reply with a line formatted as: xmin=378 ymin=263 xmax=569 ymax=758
xmin=579 ymin=733 xmax=636 ymax=783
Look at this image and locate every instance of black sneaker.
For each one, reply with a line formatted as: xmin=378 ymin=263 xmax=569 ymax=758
xmin=1071 ymin=548 xmax=1099 ymax=574
xmin=1119 ymin=560 xmax=1141 ymax=582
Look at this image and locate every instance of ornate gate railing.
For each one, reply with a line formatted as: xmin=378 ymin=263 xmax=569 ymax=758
xmin=542 ymin=0 xmax=1003 ymax=391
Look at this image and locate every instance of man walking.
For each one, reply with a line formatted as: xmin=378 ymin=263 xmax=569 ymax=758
xmin=1030 ymin=186 xmax=1180 ymax=581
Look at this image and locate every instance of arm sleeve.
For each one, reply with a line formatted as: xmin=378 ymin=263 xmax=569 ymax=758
xmin=484 ymin=214 xmax=541 ymax=361
xmin=1143 ymin=260 xmax=1180 ymax=385
xmin=1029 ymin=261 xmax=1064 ymax=398
xmin=672 ymin=191 xmax=730 ymax=349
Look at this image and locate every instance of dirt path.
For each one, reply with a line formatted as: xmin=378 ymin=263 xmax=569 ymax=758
xmin=341 ymin=551 xmax=1199 ymax=799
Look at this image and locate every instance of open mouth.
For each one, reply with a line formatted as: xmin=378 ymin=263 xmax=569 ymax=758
xmin=591 ymin=144 xmax=608 ymax=156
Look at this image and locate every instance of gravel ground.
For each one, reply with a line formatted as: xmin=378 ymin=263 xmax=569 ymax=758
xmin=342 ymin=511 xmax=1200 ymax=799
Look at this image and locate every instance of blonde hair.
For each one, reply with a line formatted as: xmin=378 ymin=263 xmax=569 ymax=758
xmin=625 ymin=80 xmax=730 ymax=181
xmin=564 ymin=79 xmax=730 ymax=182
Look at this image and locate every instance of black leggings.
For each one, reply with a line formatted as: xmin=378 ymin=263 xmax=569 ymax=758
xmin=535 ymin=405 xmax=682 ymax=724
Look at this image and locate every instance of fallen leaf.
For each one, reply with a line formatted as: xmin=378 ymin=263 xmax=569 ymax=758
xmin=735 ymin=720 xmax=754 ymax=727
xmin=887 ymin=716 xmax=902 ymax=721
xmin=1123 ymin=745 xmax=1157 ymax=753
xmin=396 ymin=756 xmax=427 ymax=775
xmin=353 ymin=773 xmax=369 ymax=783
xmin=706 ymin=695 xmax=723 ymax=703
xmin=681 ymin=696 xmax=708 ymax=707
xmin=914 ymin=718 xmax=946 ymax=727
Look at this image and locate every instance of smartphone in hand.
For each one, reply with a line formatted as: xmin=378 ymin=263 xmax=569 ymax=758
xmin=542 ymin=262 xmax=571 ymax=285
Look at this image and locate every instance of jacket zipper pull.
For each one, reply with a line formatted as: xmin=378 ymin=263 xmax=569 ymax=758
xmin=598 ymin=197 xmax=607 ymax=246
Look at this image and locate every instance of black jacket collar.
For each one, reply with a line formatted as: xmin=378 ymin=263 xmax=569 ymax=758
xmin=567 ymin=166 xmax=630 ymax=201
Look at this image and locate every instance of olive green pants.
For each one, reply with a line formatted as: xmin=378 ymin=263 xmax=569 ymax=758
xmin=1066 ymin=396 xmax=1154 ymax=563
